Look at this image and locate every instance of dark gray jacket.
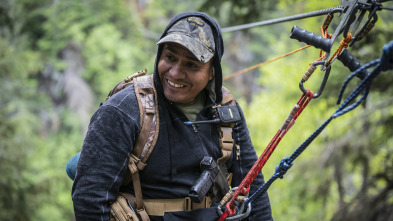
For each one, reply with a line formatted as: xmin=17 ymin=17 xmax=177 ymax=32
xmin=72 ymin=11 xmax=273 ymax=221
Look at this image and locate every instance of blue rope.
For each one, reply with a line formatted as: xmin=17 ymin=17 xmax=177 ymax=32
xmin=245 ymin=40 xmax=393 ymax=206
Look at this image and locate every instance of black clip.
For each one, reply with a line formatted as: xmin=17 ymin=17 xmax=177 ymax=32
xmin=299 ymin=61 xmax=331 ymax=98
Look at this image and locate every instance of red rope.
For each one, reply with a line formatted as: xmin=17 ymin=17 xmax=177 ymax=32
xmin=218 ymin=211 xmax=229 ymax=221
xmin=219 ymin=90 xmax=314 ymax=219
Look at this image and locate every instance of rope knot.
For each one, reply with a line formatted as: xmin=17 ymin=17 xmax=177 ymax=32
xmin=275 ymin=157 xmax=293 ymax=179
xmin=381 ymin=41 xmax=393 ymax=71
xmin=340 ymin=33 xmax=352 ymax=48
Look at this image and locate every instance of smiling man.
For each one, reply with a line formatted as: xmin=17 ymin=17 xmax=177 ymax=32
xmin=71 ymin=12 xmax=273 ymax=221
xmin=158 ymin=43 xmax=213 ymax=104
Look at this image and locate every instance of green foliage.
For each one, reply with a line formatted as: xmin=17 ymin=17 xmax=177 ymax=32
xmin=1 ymin=0 xmax=392 ymax=220
xmin=200 ymin=0 xmax=277 ymax=28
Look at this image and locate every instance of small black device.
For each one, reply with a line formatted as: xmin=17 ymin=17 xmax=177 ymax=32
xmin=184 ymin=106 xmax=241 ymax=125
xmin=188 ymin=156 xmax=219 ymax=203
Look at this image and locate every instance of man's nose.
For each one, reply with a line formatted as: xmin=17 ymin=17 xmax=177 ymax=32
xmin=169 ymin=62 xmax=184 ymax=78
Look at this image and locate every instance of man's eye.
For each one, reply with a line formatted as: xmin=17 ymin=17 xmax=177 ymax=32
xmin=187 ymin=62 xmax=198 ymax=68
xmin=166 ymin=54 xmax=175 ymax=61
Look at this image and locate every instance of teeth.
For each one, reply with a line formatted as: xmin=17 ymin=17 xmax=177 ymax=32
xmin=168 ymin=80 xmax=184 ymax=88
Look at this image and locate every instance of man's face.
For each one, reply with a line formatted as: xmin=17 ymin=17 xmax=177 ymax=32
xmin=158 ymin=43 xmax=214 ymax=104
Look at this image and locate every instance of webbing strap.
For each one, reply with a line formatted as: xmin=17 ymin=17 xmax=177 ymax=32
xmin=221 ymin=87 xmax=236 ymax=106
xmin=128 ymin=160 xmax=143 ymax=210
xmin=138 ymin=210 xmax=150 ymax=221
xmin=218 ymin=127 xmax=234 ymax=163
xmin=217 ymin=87 xmax=237 ymax=163
xmin=127 ymin=161 xmax=151 ymax=220
xmin=144 ymin=197 xmax=211 ymax=216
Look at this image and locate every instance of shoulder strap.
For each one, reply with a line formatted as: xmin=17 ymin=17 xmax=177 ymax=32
xmin=106 ymin=69 xmax=159 ymax=170
xmin=220 ymin=86 xmax=236 ymax=107
xmin=126 ymin=73 xmax=158 ymax=218
xmin=105 ymin=69 xmax=159 ymax=171
xmin=130 ymin=74 xmax=159 ymax=171
xmin=217 ymin=86 xmax=237 ymax=164
xmin=105 ymin=69 xmax=147 ymax=101
xmin=107 ymin=69 xmax=159 ymax=171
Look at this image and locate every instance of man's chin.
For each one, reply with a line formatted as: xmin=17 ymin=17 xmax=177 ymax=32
xmin=165 ymin=95 xmax=191 ymax=104
xmin=164 ymin=93 xmax=181 ymax=103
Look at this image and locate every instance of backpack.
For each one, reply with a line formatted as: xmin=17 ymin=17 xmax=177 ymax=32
xmin=68 ymin=70 xmax=237 ymax=221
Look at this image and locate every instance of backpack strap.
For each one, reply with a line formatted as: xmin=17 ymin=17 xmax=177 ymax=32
xmin=128 ymin=160 xmax=150 ymax=220
xmin=107 ymin=70 xmax=159 ymax=172
xmin=103 ymin=69 xmax=154 ymax=220
xmin=217 ymin=87 xmax=237 ymax=164
xmin=131 ymin=74 xmax=159 ymax=171
xmin=106 ymin=69 xmax=147 ymax=101
xmin=127 ymin=74 xmax=158 ymax=219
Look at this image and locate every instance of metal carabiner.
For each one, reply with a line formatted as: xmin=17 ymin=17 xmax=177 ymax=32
xmin=217 ymin=187 xmax=251 ymax=220
xmin=299 ymin=60 xmax=331 ymax=98
xmin=217 ymin=203 xmax=252 ymax=221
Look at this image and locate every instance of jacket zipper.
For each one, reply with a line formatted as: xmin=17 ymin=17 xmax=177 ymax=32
xmin=190 ymin=124 xmax=210 ymax=158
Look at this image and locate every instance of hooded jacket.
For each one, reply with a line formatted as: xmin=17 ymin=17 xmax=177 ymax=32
xmin=72 ymin=12 xmax=273 ymax=221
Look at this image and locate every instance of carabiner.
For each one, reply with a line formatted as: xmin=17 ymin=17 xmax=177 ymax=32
xmin=217 ymin=203 xmax=252 ymax=221
xmin=217 ymin=187 xmax=251 ymax=220
xmin=299 ymin=60 xmax=331 ymax=98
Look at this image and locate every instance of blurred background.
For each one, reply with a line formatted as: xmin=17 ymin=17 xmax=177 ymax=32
xmin=1 ymin=0 xmax=392 ymax=220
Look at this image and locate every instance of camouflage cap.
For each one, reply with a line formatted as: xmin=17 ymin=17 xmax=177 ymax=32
xmin=157 ymin=17 xmax=215 ymax=63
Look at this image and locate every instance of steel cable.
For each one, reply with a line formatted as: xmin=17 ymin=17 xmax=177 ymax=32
xmin=221 ymin=6 xmax=343 ymax=33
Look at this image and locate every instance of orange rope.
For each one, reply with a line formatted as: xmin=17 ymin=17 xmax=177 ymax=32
xmin=326 ymin=32 xmax=352 ymax=67
xmin=223 ymin=45 xmax=311 ymax=81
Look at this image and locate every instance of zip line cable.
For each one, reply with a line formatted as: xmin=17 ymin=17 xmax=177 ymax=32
xmin=221 ymin=6 xmax=342 ymax=81
xmin=221 ymin=6 xmax=343 ymax=33
xmin=223 ymin=45 xmax=311 ymax=81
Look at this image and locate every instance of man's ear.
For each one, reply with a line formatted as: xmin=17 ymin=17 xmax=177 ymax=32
xmin=208 ymin=66 xmax=214 ymax=80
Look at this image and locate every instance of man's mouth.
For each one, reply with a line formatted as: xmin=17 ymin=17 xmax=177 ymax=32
xmin=167 ymin=79 xmax=185 ymax=88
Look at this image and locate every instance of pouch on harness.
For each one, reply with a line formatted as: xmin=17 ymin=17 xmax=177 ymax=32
xmin=67 ymin=70 xmax=239 ymax=221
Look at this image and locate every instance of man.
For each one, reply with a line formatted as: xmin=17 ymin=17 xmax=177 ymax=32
xmin=72 ymin=11 xmax=273 ymax=221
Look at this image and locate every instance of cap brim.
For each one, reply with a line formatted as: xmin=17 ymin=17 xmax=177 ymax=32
xmin=157 ymin=34 xmax=214 ymax=63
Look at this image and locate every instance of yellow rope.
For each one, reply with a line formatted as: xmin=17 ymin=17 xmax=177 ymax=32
xmin=223 ymin=45 xmax=312 ymax=81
